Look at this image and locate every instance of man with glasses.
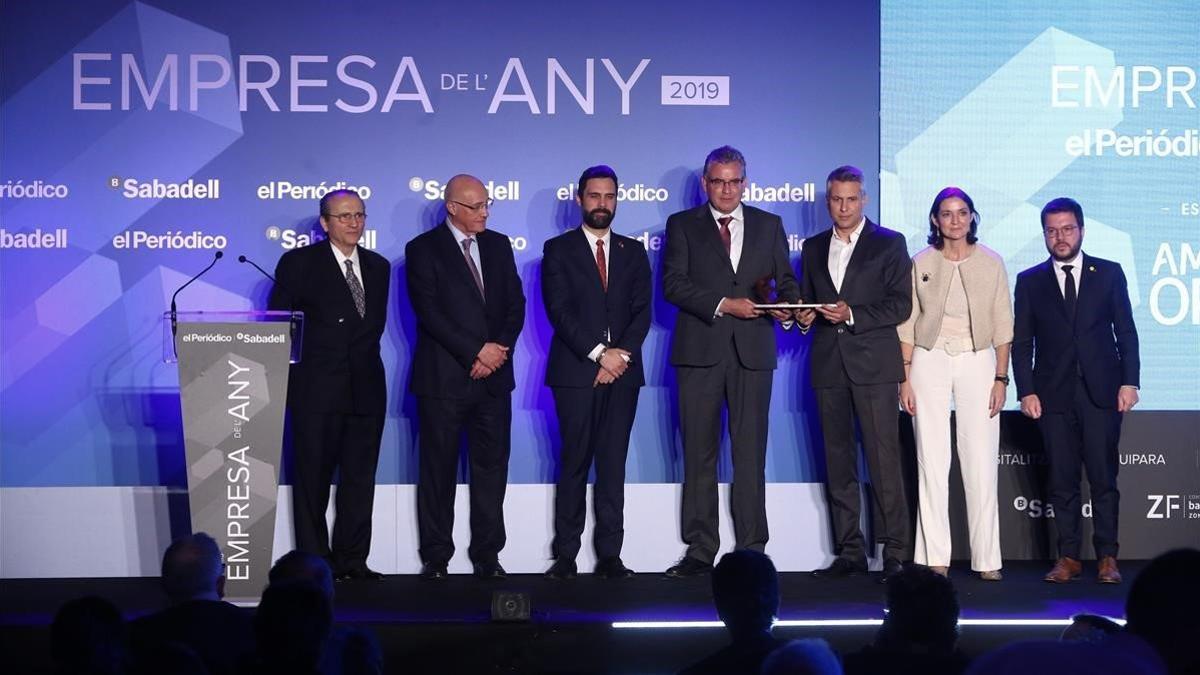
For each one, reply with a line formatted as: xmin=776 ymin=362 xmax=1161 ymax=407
xmin=270 ymin=189 xmax=391 ymax=581
xmin=1014 ymin=197 xmax=1140 ymax=584
xmin=406 ymin=174 xmax=526 ymax=580
xmin=662 ymin=145 xmax=799 ymax=577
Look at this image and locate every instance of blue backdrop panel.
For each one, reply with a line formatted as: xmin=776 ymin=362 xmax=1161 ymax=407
xmin=1 ymin=0 xmax=881 ymax=488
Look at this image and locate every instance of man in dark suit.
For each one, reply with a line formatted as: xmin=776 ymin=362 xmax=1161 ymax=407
xmin=270 ymin=188 xmax=390 ymax=581
xmin=798 ymin=165 xmax=912 ymax=582
xmin=405 ymin=174 xmax=526 ymax=580
xmin=662 ymin=146 xmax=799 ymax=578
xmin=1014 ymin=197 xmax=1139 ymax=585
xmin=542 ymin=165 xmax=651 ymax=580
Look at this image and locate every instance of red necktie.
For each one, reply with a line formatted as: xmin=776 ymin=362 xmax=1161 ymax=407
xmin=596 ymin=239 xmax=607 ymax=292
xmin=718 ymin=216 xmax=733 ymax=256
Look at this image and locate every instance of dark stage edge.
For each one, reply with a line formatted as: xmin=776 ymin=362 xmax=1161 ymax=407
xmin=1 ymin=561 xmax=1141 ymax=674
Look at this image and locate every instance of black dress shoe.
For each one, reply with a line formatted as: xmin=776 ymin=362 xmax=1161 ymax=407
xmin=544 ymin=559 xmax=577 ymax=580
xmin=811 ymin=557 xmax=867 ymax=578
xmin=880 ymin=557 xmax=904 ymax=584
xmin=420 ymin=562 xmax=448 ymax=580
xmin=594 ymin=557 xmax=635 ymax=579
xmin=336 ymin=567 xmax=384 ymax=582
xmin=473 ymin=561 xmax=507 ymax=579
xmin=665 ymin=557 xmax=713 ymax=578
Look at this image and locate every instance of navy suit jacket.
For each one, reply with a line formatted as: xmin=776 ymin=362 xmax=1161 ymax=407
xmin=542 ymin=227 xmax=652 ymax=388
xmin=799 ymin=220 xmax=912 ymax=386
xmin=269 ymin=240 xmax=390 ymax=416
xmin=405 ymin=223 xmax=525 ymax=398
xmin=662 ymin=203 xmax=799 ymax=370
xmin=1012 ymin=254 xmax=1139 ymax=411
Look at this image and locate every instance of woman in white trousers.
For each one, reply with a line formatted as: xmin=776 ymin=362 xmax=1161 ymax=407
xmin=898 ymin=187 xmax=1012 ymax=580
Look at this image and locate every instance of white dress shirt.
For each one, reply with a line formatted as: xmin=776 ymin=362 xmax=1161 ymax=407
xmin=828 ymin=217 xmax=865 ymax=293
xmin=711 ymin=203 xmax=746 ymax=318
xmin=446 ymin=219 xmax=483 ymax=292
xmin=1052 ymin=251 xmax=1083 ymax=299
xmin=582 ymin=226 xmax=616 ymax=362
xmin=329 ymin=241 xmax=363 ymax=291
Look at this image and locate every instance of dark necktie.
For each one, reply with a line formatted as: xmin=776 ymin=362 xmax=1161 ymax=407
xmin=1062 ymin=264 xmax=1076 ymax=318
xmin=344 ymin=260 xmax=365 ymax=318
xmin=462 ymin=238 xmax=485 ymax=299
xmin=718 ymin=216 xmax=732 ymax=256
xmin=595 ymin=239 xmax=607 ymax=292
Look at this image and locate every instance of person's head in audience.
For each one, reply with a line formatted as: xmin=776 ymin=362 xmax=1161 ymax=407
xmin=161 ymin=532 xmax=225 ymax=603
xmin=880 ymin=563 xmax=960 ymax=652
xmin=254 ymin=581 xmax=332 ymax=672
xmin=1125 ymin=547 xmax=1200 ymax=675
xmin=1060 ymin=613 xmax=1123 ymax=643
xmin=269 ymin=549 xmax=334 ymax=598
xmin=712 ymin=549 xmax=779 ymax=638
xmin=760 ymin=638 xmax=843 ymax=675
xmin=50 ymin=596 xmax=126 ymax=675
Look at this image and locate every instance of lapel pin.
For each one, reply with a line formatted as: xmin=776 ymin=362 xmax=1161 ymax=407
xmin=1088 ymin=265 xmax=1095 ymax=272
xmin=921 ymin=273 xmax=930 ymax=282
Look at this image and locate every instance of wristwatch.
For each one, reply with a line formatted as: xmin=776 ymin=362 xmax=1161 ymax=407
xmin=994 ymin=375 xmax=1010 ymax=386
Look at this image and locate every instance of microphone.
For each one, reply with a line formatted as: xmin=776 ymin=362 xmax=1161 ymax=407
xmin=240 ymin=254 xmax=301 ymax=342
xmin=170 ymin=250 xmax=223 ymax=336
xmin=238 ymin=254 xmax=277 ymax=284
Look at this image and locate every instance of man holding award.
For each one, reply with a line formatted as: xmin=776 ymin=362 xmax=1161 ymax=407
xmin=661 ymin=145 xmax=800 ymax=577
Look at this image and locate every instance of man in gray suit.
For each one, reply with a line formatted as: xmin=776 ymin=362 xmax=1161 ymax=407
xmin=662 ymin=145 xmax=799 ymax=577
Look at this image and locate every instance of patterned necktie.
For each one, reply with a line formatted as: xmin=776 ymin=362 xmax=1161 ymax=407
xmin=344 ymin=259 xmax=365 ymax=318
xmin=462 ymin=238 xmax=485 ymax=298
xmin=717 ymin=216 xmax=733 ymax=256
xmin=596 ymin=239 xmax=607 ymax=292
xmin=1062 ymin=264 xmax=1077 ymax=318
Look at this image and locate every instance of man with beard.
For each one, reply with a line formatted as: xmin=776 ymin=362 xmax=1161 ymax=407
xmin=1014 ymin=197 xmax=1140 ymax=584
xmin=542 ymin=165 xmax=651 ymax=579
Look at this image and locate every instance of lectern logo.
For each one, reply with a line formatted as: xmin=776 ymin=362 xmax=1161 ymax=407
xmin=225 ymin=359 xmax=253 ymax=581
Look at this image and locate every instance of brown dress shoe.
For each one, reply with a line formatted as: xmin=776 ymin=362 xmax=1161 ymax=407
xmin=1097 ymin=556 xmax=1122 ymax=584
xmin=1044 ymin=556 xmax=1082 ymax=583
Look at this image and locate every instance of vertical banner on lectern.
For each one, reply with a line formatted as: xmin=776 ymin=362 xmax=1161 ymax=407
xmin=175 ymin=322 xmax=290 ymax=600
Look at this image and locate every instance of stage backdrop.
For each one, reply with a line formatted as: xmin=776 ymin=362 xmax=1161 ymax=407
xmin=881 ymin=2 xmax=1199 ymax=561
xmin=2 ymin=0 xmax=1196 ymax=578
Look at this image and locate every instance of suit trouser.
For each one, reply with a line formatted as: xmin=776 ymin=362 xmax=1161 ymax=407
xmin=676 ymin=340 xmax=773 ymax=564
xmin=550 ymin=384 xmax=640 ymax=562
xmin=910 ymin=347 xmax=1002 ymax=571
xmin=817 ymin=380 xmax=910 ymax=563
xmin=290 ymin=411 xmax=384 ymax=573
xmin=416 ymin=384 xmax=512 ymax=565
xmin=1037 ymin=376 xmax=1122 ymax=559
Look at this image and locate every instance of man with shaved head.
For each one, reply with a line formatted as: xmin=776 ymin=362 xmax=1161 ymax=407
xmin=406 ymin=174 xmax=526 ymax=580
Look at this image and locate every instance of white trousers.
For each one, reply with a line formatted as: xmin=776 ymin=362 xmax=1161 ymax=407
xmin=910 ymin=346 xmax=1002 ymax=571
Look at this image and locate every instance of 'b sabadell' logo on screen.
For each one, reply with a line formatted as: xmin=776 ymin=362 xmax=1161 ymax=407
xmin=111 ymin=176 xmax=220 ymax=199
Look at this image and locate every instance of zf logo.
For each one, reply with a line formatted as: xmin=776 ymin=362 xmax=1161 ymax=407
xmin=1146 ymin=495 xmax=1181 ymax=519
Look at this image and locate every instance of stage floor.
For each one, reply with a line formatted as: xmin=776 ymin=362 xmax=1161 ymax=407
xmin=1 ymin=561 xmax=1139 ymax=673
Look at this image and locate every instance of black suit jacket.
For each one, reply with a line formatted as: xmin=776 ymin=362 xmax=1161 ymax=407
xmin=129 ymin=600 xmax=255 ymax=675
xmin=542 ymin=227 xmax=652 ymax=388
xmin=1012 ymin=254 xmax=1139 ymax=411
xmin=405 ymin=223 xmax=525 ymax=398
xmin=799 ymin=220 xmax=912 ymax=386
xmin=662 ymin=203 xmax=799 ymax=370
xmin=269 ymin=241 xmax=390 ymax=415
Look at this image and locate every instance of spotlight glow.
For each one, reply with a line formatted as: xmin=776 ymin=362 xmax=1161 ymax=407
xmin=611 ymin=617 xmax=1126 ymax=629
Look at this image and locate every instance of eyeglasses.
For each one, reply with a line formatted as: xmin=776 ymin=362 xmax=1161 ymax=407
xmin=451 ymin=198 xmax=494 ymax=212
xmin=1044 ymin=224 xmax=1079 ymax=240
xmin=323 ymin=211 xmax=367 ymax=224
xmin=705 ymin=177 xmax=745 ymax=190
